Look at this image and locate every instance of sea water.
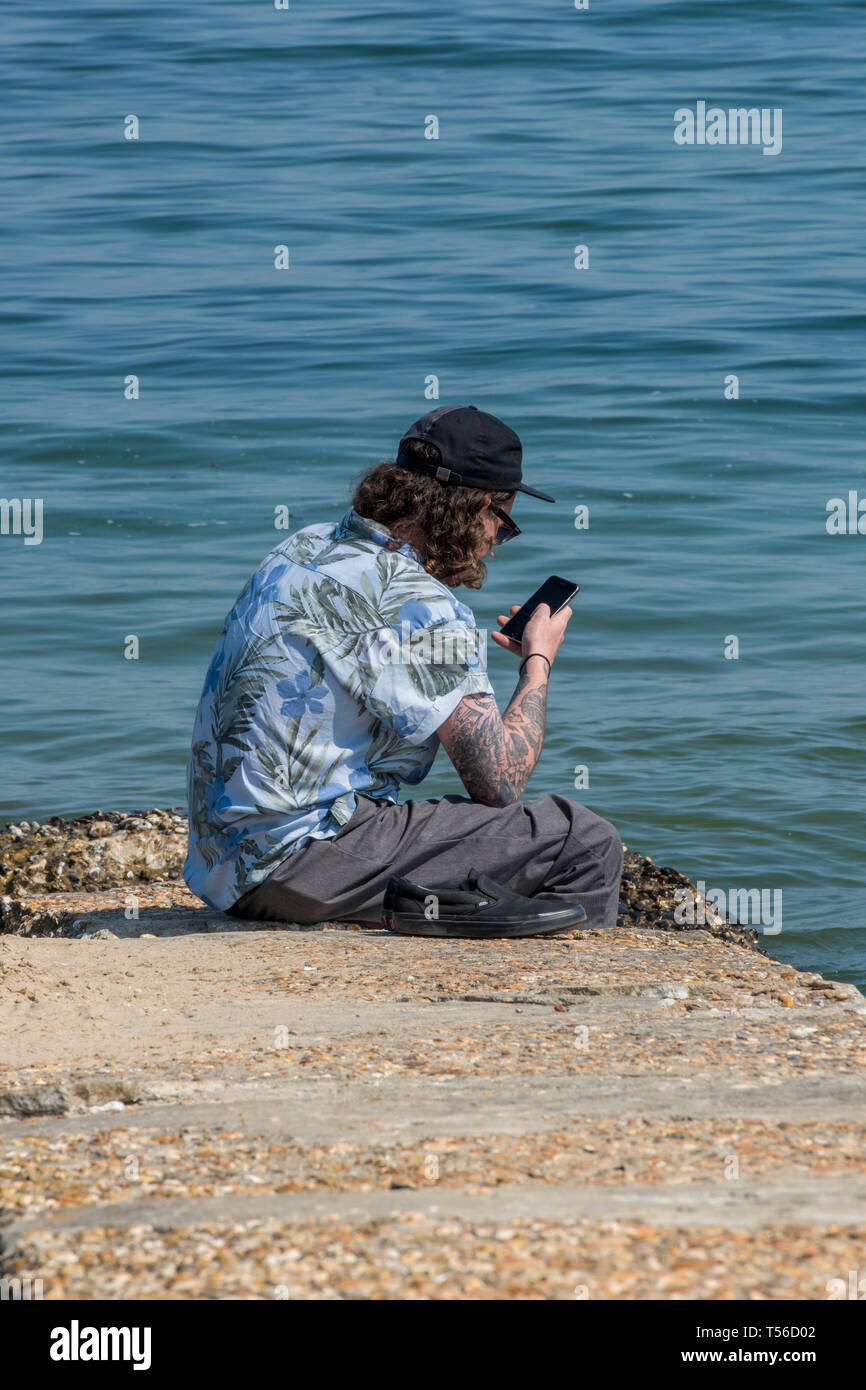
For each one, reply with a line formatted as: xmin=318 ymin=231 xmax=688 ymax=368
xmin=1 ymin=2 xmax=863 ymax=985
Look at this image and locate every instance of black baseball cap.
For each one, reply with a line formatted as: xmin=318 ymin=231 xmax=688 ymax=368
xmin=396 ymin=404 xmax=555 ymax=503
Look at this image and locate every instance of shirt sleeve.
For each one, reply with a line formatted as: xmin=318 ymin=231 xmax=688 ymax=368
xmin=362 ymin=616 xmax=495 ymax=747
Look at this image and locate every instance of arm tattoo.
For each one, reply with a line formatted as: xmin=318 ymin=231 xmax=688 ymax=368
xmin=438 ymin=666 xmax=548 ymax=807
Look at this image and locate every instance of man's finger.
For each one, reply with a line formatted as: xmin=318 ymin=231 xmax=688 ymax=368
xmin=525 ymin=603 xmax=551 ymax=626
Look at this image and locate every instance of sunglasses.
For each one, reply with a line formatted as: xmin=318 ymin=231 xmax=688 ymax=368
xmin=490 ymin=503 xmax=521 ymax=545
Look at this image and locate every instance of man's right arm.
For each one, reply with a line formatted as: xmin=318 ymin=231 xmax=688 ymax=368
xmin=436 ymin=657 xmax=549 ymax=807
xmin=436 ymin=602 xmax=572 ymax=808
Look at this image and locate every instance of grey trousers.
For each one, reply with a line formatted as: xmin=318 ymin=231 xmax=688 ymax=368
xmin=228 ymin=792 xmax=623 ymax=931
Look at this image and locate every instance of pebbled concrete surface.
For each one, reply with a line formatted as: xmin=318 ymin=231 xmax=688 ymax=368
xmin=1 ymin=919 xmax=865 ymax=1299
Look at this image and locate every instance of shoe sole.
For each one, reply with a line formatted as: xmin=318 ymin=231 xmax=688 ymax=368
xmin=380 ymin=909 xmax=588 ymax=939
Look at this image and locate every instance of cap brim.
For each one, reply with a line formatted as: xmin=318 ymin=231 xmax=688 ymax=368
xmin=516 ymin=481 xmax=556 ymax=503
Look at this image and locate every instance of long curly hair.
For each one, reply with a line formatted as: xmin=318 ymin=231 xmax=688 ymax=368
xmin=351 ymin=439 xmax=514 ymax=589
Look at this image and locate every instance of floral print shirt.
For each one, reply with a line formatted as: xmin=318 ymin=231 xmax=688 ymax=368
xmin=184 ymin=508 xmax=493 ymax=910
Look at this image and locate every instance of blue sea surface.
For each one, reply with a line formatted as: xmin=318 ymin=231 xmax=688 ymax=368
xmin=1 ymin=2 xmax=863 ymax=984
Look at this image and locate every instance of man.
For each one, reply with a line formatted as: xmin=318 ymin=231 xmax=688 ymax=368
xmin=184 ymin=405 xmax=622 ymax=936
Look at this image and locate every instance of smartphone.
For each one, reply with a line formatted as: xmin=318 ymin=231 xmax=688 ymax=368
xmin=499 ymin=575 xmax=580 ymax=642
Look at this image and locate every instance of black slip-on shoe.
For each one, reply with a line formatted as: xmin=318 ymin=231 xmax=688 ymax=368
xmin=381 ymin=868 xmax=588 ymax=939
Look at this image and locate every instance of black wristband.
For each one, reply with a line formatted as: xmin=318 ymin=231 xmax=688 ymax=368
xmin=519 ymin=652 xmax=551 ymax=680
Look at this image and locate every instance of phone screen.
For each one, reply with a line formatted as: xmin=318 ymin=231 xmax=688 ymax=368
xmin=500 ymin=575 xmax=579 ymax=642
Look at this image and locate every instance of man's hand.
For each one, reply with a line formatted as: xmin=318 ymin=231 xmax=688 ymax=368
xmin=491 ymin=601 xmax=573 ymax=669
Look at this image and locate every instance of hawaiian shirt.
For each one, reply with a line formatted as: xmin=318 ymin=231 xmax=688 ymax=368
xmin=184 ymin=508 xmax=494 ymax=910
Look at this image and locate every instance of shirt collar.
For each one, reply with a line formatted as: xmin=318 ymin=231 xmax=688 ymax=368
xmin=339 ymin=508 xmax=425 ymax=566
